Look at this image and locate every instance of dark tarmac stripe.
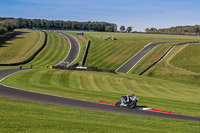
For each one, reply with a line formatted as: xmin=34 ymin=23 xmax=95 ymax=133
xmin=116 ymin=42 xmax=178 ymax=73
xmin=56 ymin=32 xmax=80 ymax=65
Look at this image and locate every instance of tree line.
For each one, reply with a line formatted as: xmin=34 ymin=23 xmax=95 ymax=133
xmin=120 ymin=25 xmax=132 ymax=33
xmin=0 ymin=17 xmax=117 ymax=34
xmin=145 ymin=25 xmax=200 ymax=35
xmin=0 ymin=19 xmax=18 ymax=34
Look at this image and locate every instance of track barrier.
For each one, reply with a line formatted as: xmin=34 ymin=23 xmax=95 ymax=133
xmin=53 ymin=65 xmax=116 ymax=74
xmin=81 ymin=40 xmax=90 ymax=66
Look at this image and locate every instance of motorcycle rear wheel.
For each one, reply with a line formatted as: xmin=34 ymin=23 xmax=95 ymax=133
xmin=115 ymin=101 xmax=121 ymax=107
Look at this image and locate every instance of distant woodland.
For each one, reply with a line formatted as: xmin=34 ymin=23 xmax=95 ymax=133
xmin=0 ymin=17 xmax=117 ymax=34
xmin=145 ymin=25 xmax=200 ymax=35
xmin=1 ymin=17 xmax=200 ymax=36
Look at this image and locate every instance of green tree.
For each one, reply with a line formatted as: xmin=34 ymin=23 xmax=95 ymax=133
xmin=145 ymin=28 xmax=149 ymax=32
xmin=193 ymin=28 xmax=199 ymax=34
xmin=120 ymin=25 xmax=125 ymax=32
xmin=126 ymin=26 xmax=132 ymax=33
xmin=105 ymin=26 xmax=114 ymax=32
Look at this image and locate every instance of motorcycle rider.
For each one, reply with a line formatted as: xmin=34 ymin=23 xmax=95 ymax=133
xmin=121 ymin=94 xmax=135 ymax=106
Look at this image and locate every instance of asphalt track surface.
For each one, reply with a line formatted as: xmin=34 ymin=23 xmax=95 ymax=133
xmin=56 ymin=32 xmax=80 ymax=65
xmin=0 ymin=40 xmax=200 ymax=121
xmin=116 ymin=42 xmax=178 ymax=73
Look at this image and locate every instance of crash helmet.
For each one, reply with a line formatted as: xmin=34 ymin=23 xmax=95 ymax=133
xmin=131 ymin=94 xmax=135 ymax=98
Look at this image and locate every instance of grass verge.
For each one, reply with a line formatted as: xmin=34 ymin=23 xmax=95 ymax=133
xmin=139 ymin=43 xmax=200 ymax=86
xmin=0 ymin=98 xmax=199 ymax=133
xmin=0 ymin=29 xmax=45 ymax=64
xmin=2 ymin=69 xmax=200 ymax=117
xmin=170 ymin=43 xmax=200 ymax=74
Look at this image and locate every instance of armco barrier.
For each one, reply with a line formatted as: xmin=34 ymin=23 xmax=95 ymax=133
xmin=81 ymin=40 xmax=90 ymax=66
xmin=53 ymin=65 xmax=116 ymax=74
xmin=0 ymin=31 xmax=48 ymax=66
xmin=139 ymin=42 xmax=200 ymax=75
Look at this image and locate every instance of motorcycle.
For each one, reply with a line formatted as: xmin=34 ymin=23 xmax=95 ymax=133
xmin=116 ymin=95 xmax=139 ymax=109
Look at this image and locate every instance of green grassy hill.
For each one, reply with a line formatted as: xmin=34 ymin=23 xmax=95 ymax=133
xmin=129 ymin=43 xmax=174 ymax=74
xmin=63 ymin=31 xmax=200 ymax=70
xmin=134 ymin=42 xmax=200 ymax=86
xmin=23 ymin=31 xmax=70 ymax=67
xmin=0 ymin=29 xmax=45 ymax=64
xmin=2 ymin=69 xmax=200 ymax=117
xmin=170 ymin=43 xmax=200 ymax=74
xmin=0 ymin=30 xmax=69 ymax=69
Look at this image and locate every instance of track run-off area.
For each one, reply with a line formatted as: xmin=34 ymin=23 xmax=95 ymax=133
xmin=0 ymin=32 xmax=200 ymax=122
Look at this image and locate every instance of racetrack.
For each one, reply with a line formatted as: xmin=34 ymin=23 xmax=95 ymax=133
xmin=0 ymin=68 xmax=200 ymax=121
xmin=116 ymin=42 xmax=179 ymax=73
xmin=56 ymin=32 xmax=80 ymax=65
xmin=0 ymin=34 xmax=200 ymax=121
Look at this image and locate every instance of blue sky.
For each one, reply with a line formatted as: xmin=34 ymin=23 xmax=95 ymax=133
xmin=0 ymin=0 xmax=200 ymax=31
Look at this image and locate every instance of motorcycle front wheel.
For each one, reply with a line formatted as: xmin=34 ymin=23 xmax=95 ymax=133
xmin=128 ymin=102 xmax=137 ymax=109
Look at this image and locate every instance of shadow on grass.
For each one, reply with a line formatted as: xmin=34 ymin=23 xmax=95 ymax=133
xmin=0 ymin=31 xmax=28 ymax=48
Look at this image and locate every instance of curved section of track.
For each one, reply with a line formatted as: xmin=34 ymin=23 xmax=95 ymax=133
xmin=0 ymin=69 xmax=200 ymax=121
xmin=56 ymin=32 xmax=80 ymax=65
xmin=116 ymin=42 xmax=178 ymax=73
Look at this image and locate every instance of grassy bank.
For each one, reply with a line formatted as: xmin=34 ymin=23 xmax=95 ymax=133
xmin=0 ymin=30 xmax=70 ymax=69
xmin=0 ymin=98 xmax=199 ymax=133
xmin=23 ymin=31 xmax=70 ymax=67
xmin=170 ymin=43 xmax=200 ymax=74
xmin=129 ymin=43 xmax=174 ymax=74
xmin=2 ymin=69 xmax=200 ymax=117
xmin=0 ymin=29 xmax=45 ymax=64
xmin=66 ymin=31 xmax=200 ymax=70
xmin=137 ymin=43 xmax=200 ymax=86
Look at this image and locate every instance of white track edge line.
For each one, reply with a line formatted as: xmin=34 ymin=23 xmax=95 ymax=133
xmin=115 ymin=42 xmax=153 ymax=72
xmin=0 ymin=69 xmax=25 ymax=82
xmin=127 ymin=45 xmax=158 ymax=73
xmin=71 ymin=34 xmax=81 ymax=65
xmin=55 ymin=33 xmax=72 ymax=66
xmin=55 ymin=32 xmax=80 ymax=66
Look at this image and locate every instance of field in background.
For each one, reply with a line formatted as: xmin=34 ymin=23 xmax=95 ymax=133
xmin=170 ymin=43 xmax=200 ymax=74
xmin=64 ymin=31 xmax=200 ymax=70
xmin=0 ymin=29 xmax=45 ymax=64
xmin=2 ymin=69 xmax=200 ymax=117
xmin=134 ymin=42 xmax=200 ymax=86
